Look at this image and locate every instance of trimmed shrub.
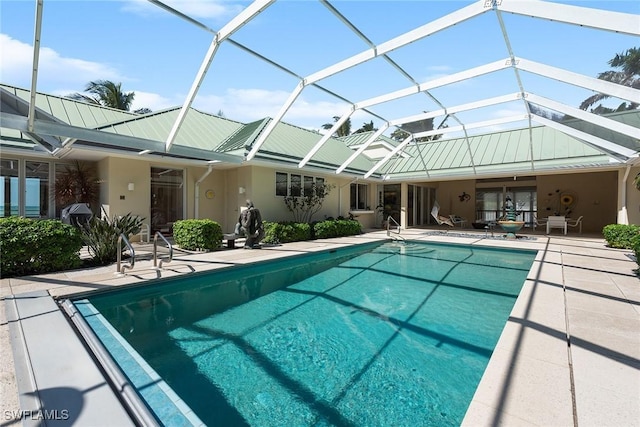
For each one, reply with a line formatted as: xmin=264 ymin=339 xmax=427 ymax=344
xmin=314 ymin=219 xmax=362 ymax=239
xmin=262 ymin=219 xmax=361 ymax=243
xmin=335 ymin=219 xmax=362 ymax=236
xmin=314 ymin=220 xmax=338 ymax=239
xmin=632 ymin=234 xmax=640 ymax=270
xmin=173 ymin=219 xmax=222 ymax=251
xmin=602 ymin=224 xmax=640 ymax=249
xmin=262 ymin=222 xmax=311 ymax=244
xmin=79 ymin=213 xmax=145 ymax=266
xmin=0 ymin=216 xmax=83 ymax=278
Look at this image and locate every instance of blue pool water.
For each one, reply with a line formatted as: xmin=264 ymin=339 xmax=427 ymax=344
xmin=79 ymin=241 xmax=536 ymax=426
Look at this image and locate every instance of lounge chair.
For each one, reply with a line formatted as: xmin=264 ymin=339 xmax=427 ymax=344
xmin=431 ymin=202 xmax=454 ymax=227
xmin=567 ymin=215 xmax=584 ymax=234
xmin=449 ymin=215 xmax=468 ymax=228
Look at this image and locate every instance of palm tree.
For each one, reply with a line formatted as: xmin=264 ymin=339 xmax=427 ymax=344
xmin=322 ymin=116 xmax=351 ymax=137
xmin=353 ymin=120 xmax=377 ymax=134
xmin=68 ymin=80 xmax=135 ymax=111
xmin=580 ymin=47 xmax=640 ymax=113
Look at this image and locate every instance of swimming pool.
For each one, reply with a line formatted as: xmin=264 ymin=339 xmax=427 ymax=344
xmin=70 ymin=240 xmax=536 ymax=426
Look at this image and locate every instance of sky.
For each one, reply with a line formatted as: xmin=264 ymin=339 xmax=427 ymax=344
xmin=1 ymin=0 xmax=638 ymax=138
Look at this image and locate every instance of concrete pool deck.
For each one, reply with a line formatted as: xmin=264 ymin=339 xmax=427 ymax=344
xmin=1 ymin=229 xmax=638 ymax=426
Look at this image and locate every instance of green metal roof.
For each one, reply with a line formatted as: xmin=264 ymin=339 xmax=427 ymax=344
xmin=339 ymin=132 xmax=398 ymax=148
xmin=96 ymin=107 xmax=245 ymax=151
xmin=215 ymin=118 xmax=270 ymax=152
xmin=250 ymin=119 xmax=376 ymax=174
xmin=380 ymin=124 xmax=614 ymax=179
xmin=1 ymin=82 xmax=637 ymax=179
xmin=1 ymin=84 xmax=137 ymax=128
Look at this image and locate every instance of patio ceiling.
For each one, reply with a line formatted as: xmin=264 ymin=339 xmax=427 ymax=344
xmin=13 ymin=0 xmax=640 ymax=179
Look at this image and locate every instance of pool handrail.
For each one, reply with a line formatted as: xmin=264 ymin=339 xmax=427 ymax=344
xmin=116 ymin=233 xmax=136 ymax=274
xmin=153 ymin=231 xmax=173 ymax=269
xmin=386 ymin=216 xmax=405 ymax=241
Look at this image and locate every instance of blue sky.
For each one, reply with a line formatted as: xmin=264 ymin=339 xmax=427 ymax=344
xmin=1 ymin=0 xmax=638 ymax=136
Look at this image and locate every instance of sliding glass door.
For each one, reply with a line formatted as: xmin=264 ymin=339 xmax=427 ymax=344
xmin=151 ymin=167 xmax=184 ymax=234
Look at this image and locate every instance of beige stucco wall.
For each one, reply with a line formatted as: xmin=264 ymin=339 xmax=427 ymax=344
xmin=242 ymin=165 xmax=370 ymax=228
xmin=626 ymin=166 xmax=640 ymax=226
xmin=410 ymin=171 xmax=621 ymax=233
xmin=99 ymin=158 xmax=150 ymax=224
xmin=434 ymin=179 xmax=477 ymax=221
xmin=3 ymin=152 xmax=635 ymax=236
xmin=537 ymin=171 xmax=618 ymax=233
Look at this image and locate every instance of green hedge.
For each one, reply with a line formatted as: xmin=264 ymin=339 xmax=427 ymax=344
xmin=0 ymin=217 xmax=83 ymax=278
xmin=262 ymin=219 xmax=361 ymax=244
xmin=632 ymin=235 xmax=640 ymax=269
xmin=314 ymin=219 xmax=362 ymax=239
xmin=173 ymin=219 xmax=222 ymax=251
xmin=602 ymin=224 xmax=640 ymax=249
xmin=262 ymin=222 xmax=311 ymax=244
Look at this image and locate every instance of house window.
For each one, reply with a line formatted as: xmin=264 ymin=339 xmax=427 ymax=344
xmin=0 ymin=158 xmax=19 ymax=217
xmin=25 ymin=161 xmax=49 ymax=218
xmin=290 ymin=174 xmax=301 ymax=196
xmin=476 ymin=187 xmax=537 ymax=226
xmin=304 ymin=176 xmax=314 ymax=196
xmin=350 ymin=183 xmax=368 ymax=210
xmin=275 ymin=172 xmax=326 ymax=196
xmin=275 ymin=172 xmax=288 ymax=196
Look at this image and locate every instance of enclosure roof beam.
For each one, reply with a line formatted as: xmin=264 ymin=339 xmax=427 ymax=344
xmin=305 ymin=0 xmax=488 ymax=85
xmin=165 ymin=0 xmax=275 ymax=151
xmin=497 ymin=0 xmax=640 ymax=36
xmin=526 ymin=93 xmax=640 ymax=143
xmin=365 ymin=135 xmax=414 ymax=179
xmin=336 ymin=123 xmax=390 ymax=174
xmin=298 ymin=107 xmax=355 ymax=168
xmin=531 ymin=115 xmax=634 ymax=162
xmin=517 ymin=58 xmax=640 ymax=104
xmin=27 ymin=0 xmax=44 ymax=133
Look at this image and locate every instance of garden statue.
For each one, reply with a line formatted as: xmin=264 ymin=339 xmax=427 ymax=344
xmin=235 ymin=200 xmax=265 ymax=249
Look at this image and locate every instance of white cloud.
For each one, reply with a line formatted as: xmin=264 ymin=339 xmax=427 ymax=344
xmin=130 ymin=91 xmax=176 ymax=112
xmin=193 ymin=88 xmax=354 ymax=129
xmin=0 ymin=34 xmax=125 ymax=90
xmin=121 ymin=0 xmax=243 ymax=21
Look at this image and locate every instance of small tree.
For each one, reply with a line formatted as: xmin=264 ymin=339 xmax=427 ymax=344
xmin=284 ymin=182 xmax=335 ymax=223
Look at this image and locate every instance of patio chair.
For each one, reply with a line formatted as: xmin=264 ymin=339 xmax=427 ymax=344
xmin=533 ymin=214 xmax=547 ymax=231
xmin=567 ymin=215 xmax=584 ymax=234
xmin=431 ymin=202 xmax=454 ymax=227
xmin=449 ymin=215 xmax=468 ymax=228
xmin=546 ymin=216 xmax=567 ymax=235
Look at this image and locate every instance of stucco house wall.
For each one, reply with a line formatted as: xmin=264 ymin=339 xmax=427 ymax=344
xmin=537 ymin=171 xmax=618 ymax=233
xmin=627 ymin=166 xmax=640 ymax=226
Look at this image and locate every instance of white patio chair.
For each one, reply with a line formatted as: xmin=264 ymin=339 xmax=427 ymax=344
xmin=567 ymin=215 xmax=584 ymax=234
xmin=533 ymin=214 xmax=547 ymax=231
xmin=546 ymin=216 xmax=567 ymax=235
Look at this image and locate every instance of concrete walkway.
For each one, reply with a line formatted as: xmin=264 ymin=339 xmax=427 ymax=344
xmin=1 ymin=229 xmax=638 ymax=426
